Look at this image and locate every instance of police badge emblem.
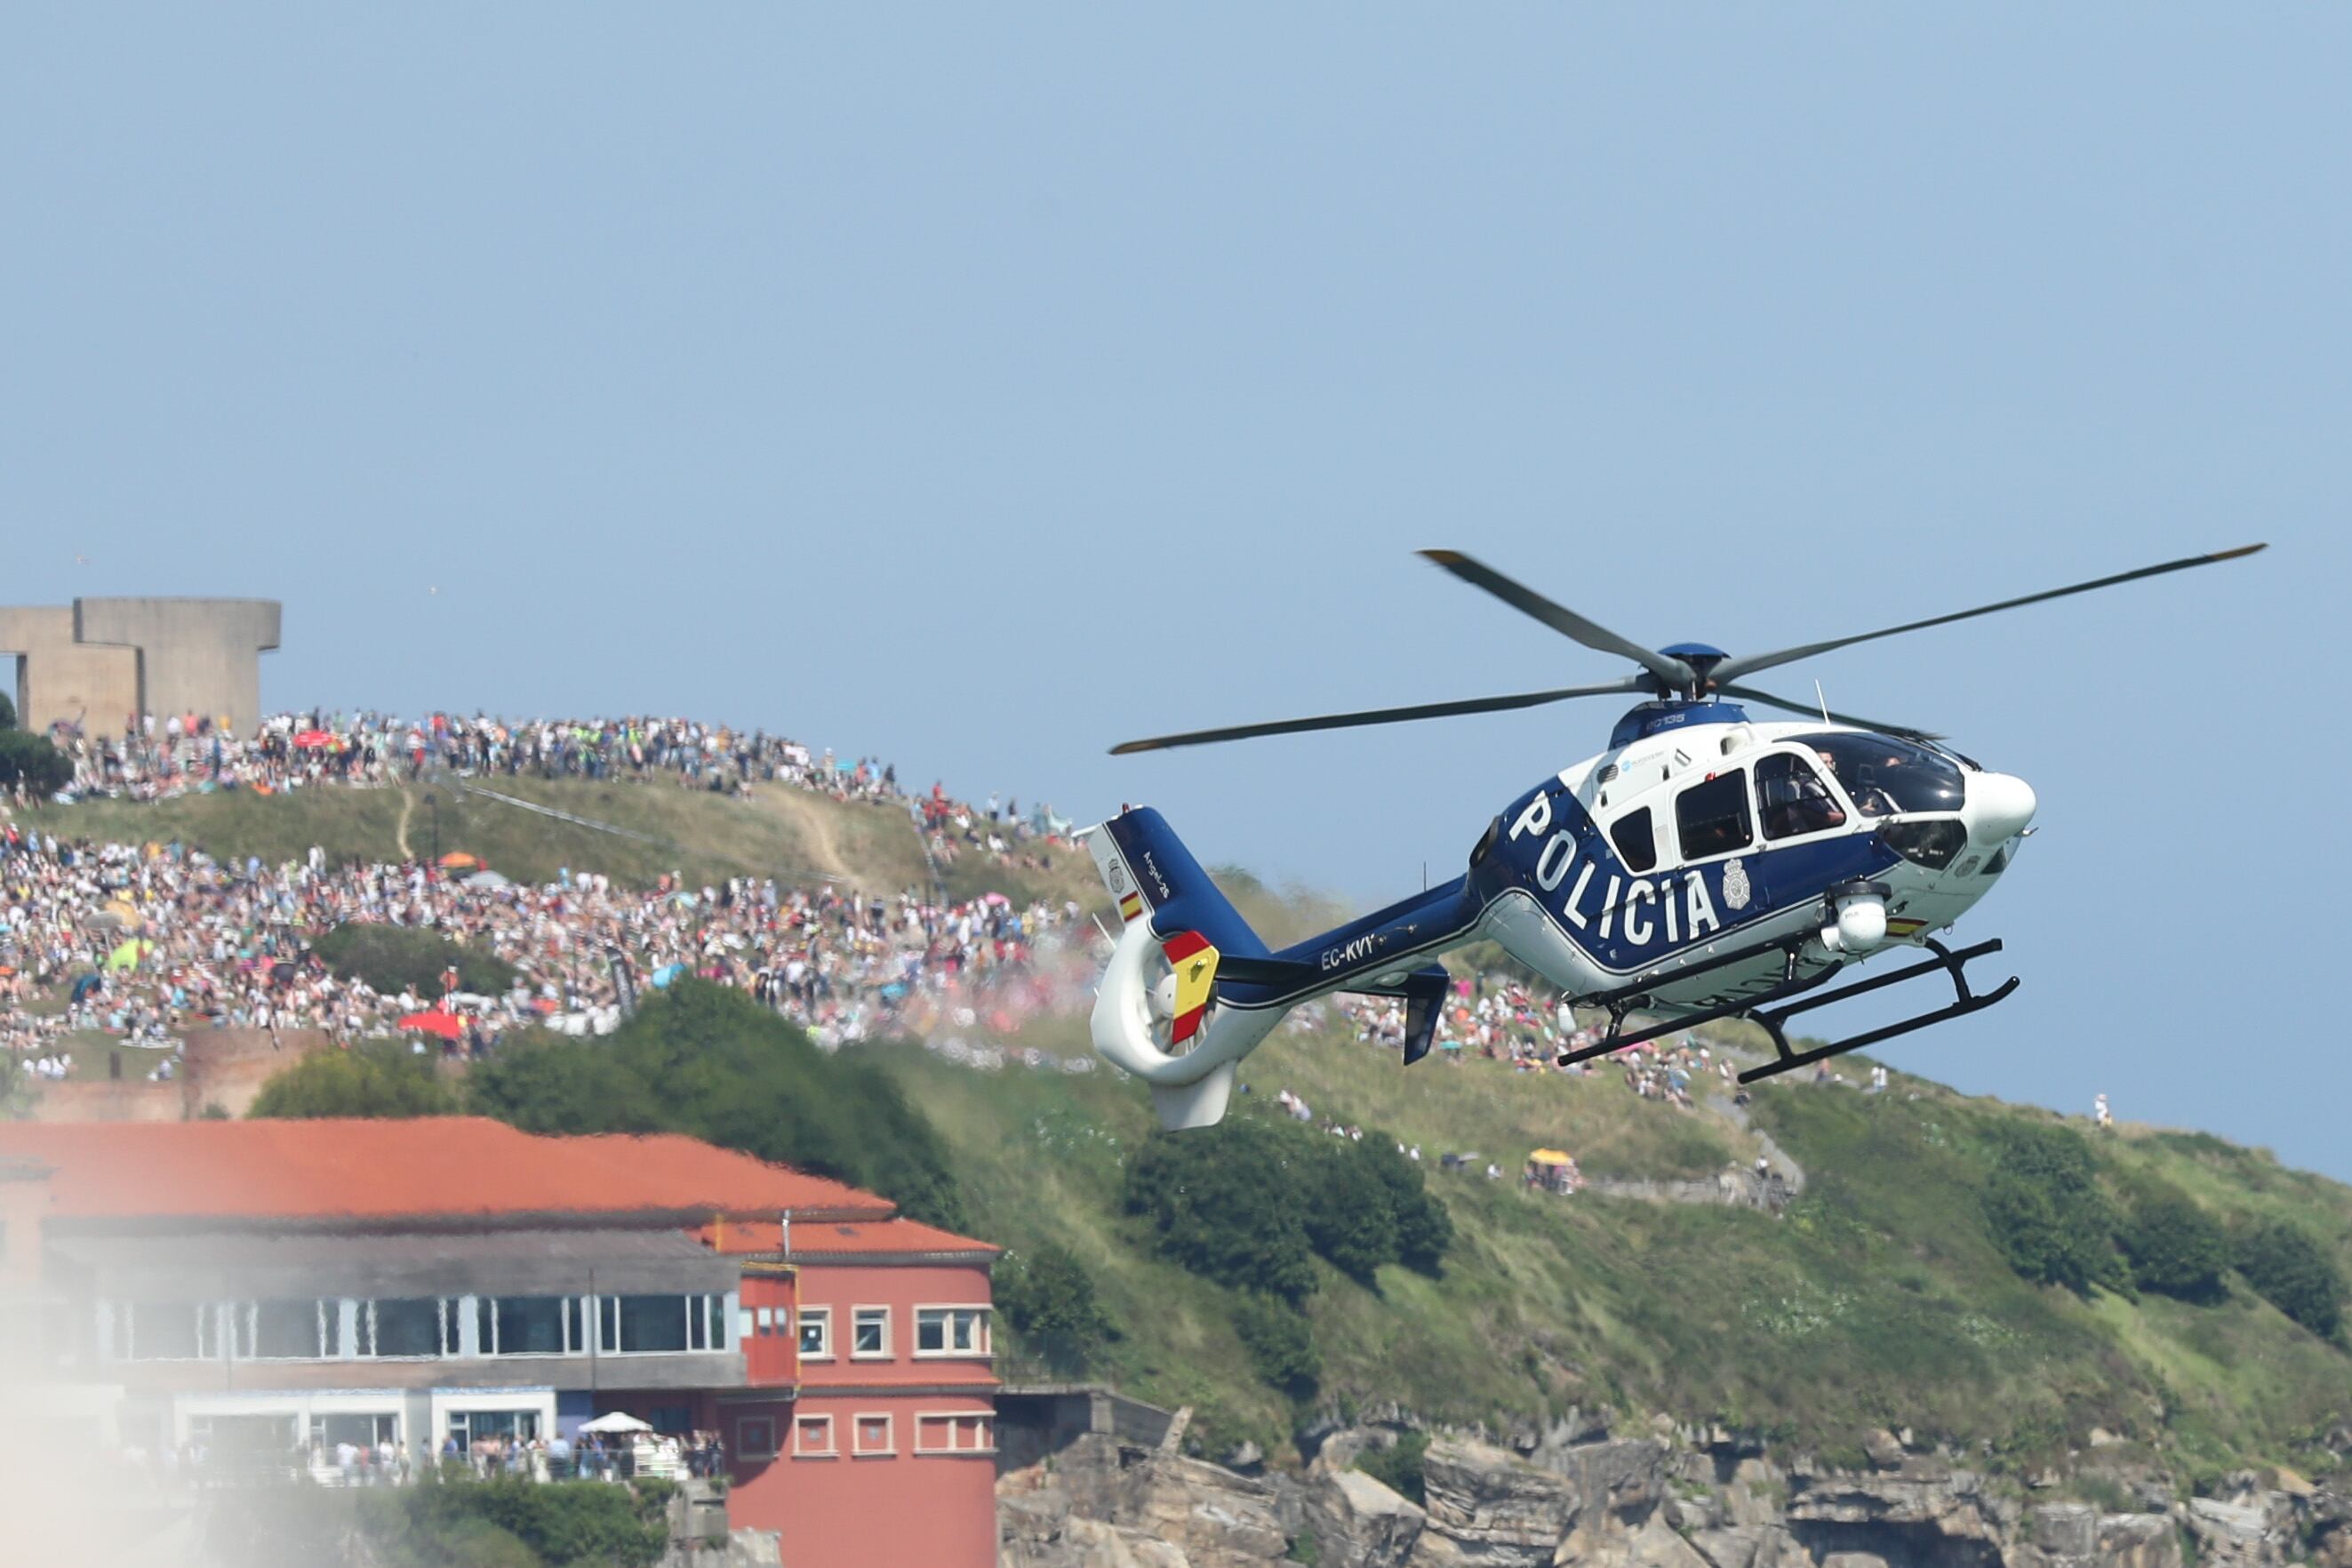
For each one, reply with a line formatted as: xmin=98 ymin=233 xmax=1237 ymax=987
xmin=1722 ymin=857 xmax=1751 ymax=911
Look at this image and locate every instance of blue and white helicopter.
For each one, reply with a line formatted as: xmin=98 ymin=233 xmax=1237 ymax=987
xmin=1084 ymin=545 xmax=2265 ymax=1130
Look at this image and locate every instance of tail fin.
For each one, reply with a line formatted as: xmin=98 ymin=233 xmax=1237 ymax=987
xmin=1085 ymin=806 xmax=1269 ymax=958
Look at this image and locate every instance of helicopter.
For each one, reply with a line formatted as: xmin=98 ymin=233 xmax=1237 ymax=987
xmin=1082 ymin=543 xmax=2266 ymax=1130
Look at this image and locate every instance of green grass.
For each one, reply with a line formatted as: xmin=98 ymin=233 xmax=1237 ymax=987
xmin=880 ymin=1009 xmax=2352 ymax=1474
xmin=28 ymin=784 xmax=2352 ymax=1480
xmin=38 ymin=777 xmax=1103 ymax=907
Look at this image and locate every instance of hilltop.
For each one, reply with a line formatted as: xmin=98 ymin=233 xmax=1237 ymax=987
xmin=24 ymin=776 xmax=2352 ymax=1498
xmin=40 ymin=773 xmax=1100 ymax=909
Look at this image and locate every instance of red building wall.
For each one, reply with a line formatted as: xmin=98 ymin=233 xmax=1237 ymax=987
xmin=726 ymin=1260 xmax=997 ymax=1568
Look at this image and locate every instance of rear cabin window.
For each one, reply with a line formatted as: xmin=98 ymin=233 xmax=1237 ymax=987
xmin=1756 ymin=752 xmax=1846 ymax=841
xmin=1675 ymin=771 xmax=1753 ymax=860
xmin=1608 ymin=808 xmax=1658 ymax=873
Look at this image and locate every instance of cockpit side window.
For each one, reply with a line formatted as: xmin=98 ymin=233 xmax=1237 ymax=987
xmin=1797 ymin=732 xmax=1965 ymax=818
xmin=1757 ymin=751 xmax=1846 ymax=841
xmin=1609 ymin=807 xmax=1658 ymax=873
xmin=1675 ymin=771 xmax=1753 ymax=861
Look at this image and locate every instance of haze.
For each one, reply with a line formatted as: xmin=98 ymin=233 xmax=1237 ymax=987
xmin=4 ymin=10 xmax=2343 ymax=1175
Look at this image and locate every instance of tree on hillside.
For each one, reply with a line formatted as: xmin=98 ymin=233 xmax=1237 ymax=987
xmin=995 ymin=1243 xmax=1112 ymax=1374
xmin=1232 ymin=1292 xmax=1320 ymax=1398
xmin=1300 ymin=1136 xmax=1400 ymax=1284
xmin=0 ymin=690 xmax=15 ymax=729
xmin=461 ymin=980 xmax=968 ymax=1231
xmin=1356 ymin=1132 xmax=1454 ymax=1276
xmin=249 ymin=1040 xmax=460 ymax=1120
xmin=1979 ymin=1122 xmax=2121 ymax=1294
xmin=1124 ymin=1121 xmax=1318 ymax=1302
xmin=2235 ymin=1220 xmax=2345 ymax=1338
xmin=0 ymin=731 xmax=70 ymax=796
xmin=2119 ymin=1182 xmax=2230 ymax=1301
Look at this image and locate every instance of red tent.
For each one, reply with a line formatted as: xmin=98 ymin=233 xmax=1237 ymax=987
xmin=396 ymin=1010 xmax=464 ymax=1040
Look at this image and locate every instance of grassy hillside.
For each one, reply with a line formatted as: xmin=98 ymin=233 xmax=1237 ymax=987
xmin=881 ymin=1015 xmax=2352 ymax=1482
xmin=44 ymin=778 xmax=1100 ymax=906
xmin=33 ymin=781 xmax=2352 ymax=1485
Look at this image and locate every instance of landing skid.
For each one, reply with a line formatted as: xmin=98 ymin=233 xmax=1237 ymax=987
xmin=1738 ymin=937 xmax=2016 ymax=1084
xmin=1555 ymin=932 xmax=2018 ymax=1084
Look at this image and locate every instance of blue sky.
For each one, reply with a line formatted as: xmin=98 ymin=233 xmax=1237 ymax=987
xmin=4 ymin=8 xmax=2344 ymax=1173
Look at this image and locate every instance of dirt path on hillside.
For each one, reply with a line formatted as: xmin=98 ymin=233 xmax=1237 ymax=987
xmin=750 ymin=789 xmax=853 ymax=883
xmin=395 ymin=787 xmax=415 ymax=860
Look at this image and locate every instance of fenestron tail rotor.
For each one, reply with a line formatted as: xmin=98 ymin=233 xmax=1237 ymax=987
xmin=1108 ymin=542 xmax=2267 ymax=756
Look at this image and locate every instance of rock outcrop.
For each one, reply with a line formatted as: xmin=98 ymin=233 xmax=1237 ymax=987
xmin=999 ymin=1409 xmax=2322 ymax=1568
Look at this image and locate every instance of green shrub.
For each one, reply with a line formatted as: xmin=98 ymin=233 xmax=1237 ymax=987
xmin=1300 ymin=1137 xmax=1400 ymax=1284
xmin=1355 ymin=1430 xmax=1429 ymax=1507
xmin=1234 ymin=1292 xmax=1320 ymax=1397
xmin=464 ymin=980 xmax=967 ymax=1230
xmin=1124 ymin=1121 xmax=1318 ymax=1301
xmin=1357 ymin=1134 xmax=1454 ymax=1277
xmin=2120 ymin=1184 xmax=2229 ymax=1301
xmin=1980 ymin=1123 xmax=2119 ymax=1294
xmin=2235 ymin=1220 xmax=2344 ymax=1338
xmin=312 ymin=923 xmax=516 ymax=998
xmin=0 ymin=689 xmax=15 ymax=729
xmin=250 ymin=1039 xmax=460 ymax=1120
xmin=996 ymin=1242 xmax=1112 ymax=1372
xmin=0 ymin=730 xmax=70 ymax=795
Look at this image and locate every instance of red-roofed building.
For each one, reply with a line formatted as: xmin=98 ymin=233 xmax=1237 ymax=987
xmin=0 ymin=1119 xmax=999 ymax=1568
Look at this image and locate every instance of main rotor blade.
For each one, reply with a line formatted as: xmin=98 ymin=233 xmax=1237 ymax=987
xmin=1109 ymin=679 xmax=1642 ymax=755
xmin=1420 ymin=550 xmax=1695 ymax=691
xmin=1711 ymin=543 xmax=2268 ymax=685
xmin=1719 ymin=684 xmax=1941 ymax=742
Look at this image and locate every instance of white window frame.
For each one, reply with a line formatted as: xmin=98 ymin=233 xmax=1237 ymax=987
xmin=913 ymin=1412 xmax=992 ymax=1454
xmin=797 ymin=1306 xmax=832 ymax=1361
xmin=852 ymin=1411 xmax=894 ymax=1457
xmin=913 ymin=1304 xmax=993 ymax=1358
xmin=737 ymin=1415 xmax=779 ymax=1460
xmin=793 ymin=1412 xmax=836 ymax=1458
xmin=851 ymin=1305 xmax=891 ymax=1360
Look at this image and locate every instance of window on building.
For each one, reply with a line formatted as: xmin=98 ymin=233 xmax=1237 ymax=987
xmin=368 ymin=1299 xmax=444 ymax=1358
xmin=794 ymin=1413 xmax=835 ymax=1457
xmin=492 ymin=1297 xmax=570 ymax=1356
xmin=251 ymin=1300 xmax=325 ymax=1360
xmin=126 ymin=1303 xmax=203 ymax=1361
xmin=1609 ymin=807 xmax=1659 ymax=873
xmin=738 ymin=1416 xmax=779 ymax=1460
xmin=1675 ymin=770 xmax=1753 ymax=860
xmin=852 ymin=1307 xmax=889 ymax=1357
xmin=687 ymin=1293 xmax=725 ymax=1352
xmin=599 ymin=1295 xmax=689 ymax=1355
xmin=916 ymin=1413 xmax=996 ymax=1453
xmin=448 ymin=1409 xmax=540 ymax=1449
xmin=798 ymin=1307 xmax=831 ymax=1359
xmin=853 ymin=1413 xmax=894 ymax=1457
xmin=915 ymin=1308 xmax=990 ymax=1356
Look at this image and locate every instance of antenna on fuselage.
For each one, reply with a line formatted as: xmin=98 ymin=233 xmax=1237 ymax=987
xmin=1814 ymin=681 xmax=1831 ymax=725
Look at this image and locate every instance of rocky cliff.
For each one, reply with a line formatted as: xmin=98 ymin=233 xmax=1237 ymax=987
xmin=1001 ymin=1410 xmax=2346 ymax=1568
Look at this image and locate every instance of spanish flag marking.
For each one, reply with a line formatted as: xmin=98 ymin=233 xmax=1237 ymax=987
xmin=1162 ymin=931 xmax=1220 ymax=1044
xmin=1118 ymin=891 xmax=1145 ymax=923
xmin=1887 ymin=917 xmax=1931 ymax=940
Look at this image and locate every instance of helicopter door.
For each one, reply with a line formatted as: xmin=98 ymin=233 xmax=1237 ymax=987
xmin=1755 ymin=750 xmax=1849 ymax=843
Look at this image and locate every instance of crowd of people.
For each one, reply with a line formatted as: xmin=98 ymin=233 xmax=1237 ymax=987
xmin=19 ymin=706 xmax=1075 ymax=887
xmin=0 ymin=812 xmax=1100 ymax=1089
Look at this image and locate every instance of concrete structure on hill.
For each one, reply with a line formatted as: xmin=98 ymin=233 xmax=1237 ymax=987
xmin=0 ymin=1117 xmax=1000 ymax=1568
xmin=0 ymin=596 xmax=280 ymax=734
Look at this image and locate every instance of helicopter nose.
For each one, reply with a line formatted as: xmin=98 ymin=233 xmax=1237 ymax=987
xmin=1965 ymin=772 xmax=2037 ymax=847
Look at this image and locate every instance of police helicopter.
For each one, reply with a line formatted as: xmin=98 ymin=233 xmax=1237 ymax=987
xmin=1082 ymin=544 xmax=2266 ymax=1130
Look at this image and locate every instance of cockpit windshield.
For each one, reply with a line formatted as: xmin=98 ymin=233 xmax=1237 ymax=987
xmin=1796 ymin=732 xmax=1965 ymax=818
